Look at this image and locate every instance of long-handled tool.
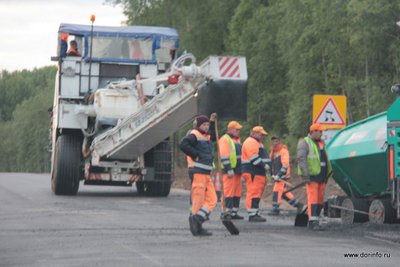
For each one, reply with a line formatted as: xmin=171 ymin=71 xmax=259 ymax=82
xmin=265 ymin=180 xmax=306 ymax=199
xmin=291 ymin=181 xmax=309 ymax=227
xmin=294 ymin=206 xmax=309 ymax=227
xmin=275 ymin=176 xmax=293 ymax=187
xmin=264 ymin=179 xmax=308 ymax=224
xmin=214 ymin=115 xmax=239 ymax=235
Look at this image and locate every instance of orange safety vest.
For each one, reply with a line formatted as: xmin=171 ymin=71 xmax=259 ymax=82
xmin=187 ymin=129 xmax=214 ymax=174
xmin=270 ymin=144 xmax=290 ymax=178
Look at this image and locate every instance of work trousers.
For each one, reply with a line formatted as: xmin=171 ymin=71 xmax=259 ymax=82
xmin=243 ymin=173 xmax=266 ymax=216
xmin=223 ymin=173 xmax=242 ymax=212
xmin=191 ymin=173 xmax=218 ymax=218
xmin=306 ymin=181 xmax=326 ymax=221
xmin=272 ymin=181 xmax=298 ymax=208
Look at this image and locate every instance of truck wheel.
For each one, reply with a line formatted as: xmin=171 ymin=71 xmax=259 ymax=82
xmin=51 ymin=135 xmax=82 ymax=195
xmin=340 ymin=198 xmax=369 ymax=224
xmin=369 ymin=199 xmax=396 ymax=224
xmin=152 ymin=140 xmax=172 ymax=196
xmin=136 ymin=181 xmax=145 ymax=194
xmin=139 ymin=140 xmax=172 ymax=197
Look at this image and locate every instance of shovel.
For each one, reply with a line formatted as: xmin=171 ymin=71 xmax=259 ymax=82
xmin=294 ymin=206 xmax=309 ymax=227
xmin=289 ymin=181 xmax=308 ymax=227
xmin=214 ymin=114 xmax=239 ymax=235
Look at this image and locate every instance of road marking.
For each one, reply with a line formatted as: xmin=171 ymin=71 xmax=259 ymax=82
xmin=113 ymin=240 xmax=164 ymax=266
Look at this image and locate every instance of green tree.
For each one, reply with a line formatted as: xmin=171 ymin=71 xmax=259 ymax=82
xmin=0 ymin=66 xmax=56 ymax=172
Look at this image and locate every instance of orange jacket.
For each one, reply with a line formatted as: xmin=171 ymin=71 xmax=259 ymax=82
xmin=241 ymin=136 xmax=271 ymax=175
xmin=270 ymin=144 xmax=290 ymax=178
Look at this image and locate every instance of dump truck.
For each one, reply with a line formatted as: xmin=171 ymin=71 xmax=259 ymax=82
xmin=50 ymin=23 xmax=247 ymax=196
xmin=326 ymin=85 xmax=400 ymax=224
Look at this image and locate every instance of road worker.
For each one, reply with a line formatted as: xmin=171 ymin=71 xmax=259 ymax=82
xmin=297 ymin=123 xmax=332 ymax=230
xmin=219 ymin=121 xmax=244 ymax=220
xmin=179 ymin=114 xmax=217 ymax=236
xmin=269 ymin=136 xmax=304 ymax=215
xmin=241 ymin=126 xmax=271 ymax=222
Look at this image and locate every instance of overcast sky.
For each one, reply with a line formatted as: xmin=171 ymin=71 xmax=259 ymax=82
xmin=0 ymin=0 xmax=126 ymax=71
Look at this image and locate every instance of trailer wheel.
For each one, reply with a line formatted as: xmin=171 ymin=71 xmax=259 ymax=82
xmin=340 ymin=198 xmax=369 ymax=224
xmin=369 ymin=199 xmax=396 ymax=224
xmin=51 ymin=135 xmax=82 ymax=195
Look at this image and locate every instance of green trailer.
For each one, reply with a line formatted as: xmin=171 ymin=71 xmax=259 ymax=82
xmin=326 ymin=86 xmax=400 ymax=224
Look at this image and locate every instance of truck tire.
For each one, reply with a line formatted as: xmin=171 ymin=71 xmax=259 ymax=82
xmin=340 ymin=198 xmax=369 ymax=224
xmin=136 ymin=140 xmax=172 ymax=197
xmin=51 ymin=135 xmax=82 ymax=195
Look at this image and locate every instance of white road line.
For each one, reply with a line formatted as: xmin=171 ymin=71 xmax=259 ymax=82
xmin=113 ymin=240 xmax=164 ymax=266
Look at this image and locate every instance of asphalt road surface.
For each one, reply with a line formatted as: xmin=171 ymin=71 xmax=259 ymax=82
xmin=0 ymin=173 xmax=399 ymax=267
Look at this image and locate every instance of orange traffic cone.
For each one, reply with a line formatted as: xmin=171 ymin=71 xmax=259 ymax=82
xmin=213 ymin=170 xmax=222 ymax=202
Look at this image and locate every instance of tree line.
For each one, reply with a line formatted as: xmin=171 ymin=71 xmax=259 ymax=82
xmin=113 ymin=0 xmax=400 ymax=155
xmin=0 ymin=67 xmax=56 ymax=172
xmin=1 ymin=0 xmax=400 ymax=172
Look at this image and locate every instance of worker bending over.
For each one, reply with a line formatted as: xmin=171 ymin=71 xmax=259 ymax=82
xmin=269 ymin=136 xmax=304 ymax=215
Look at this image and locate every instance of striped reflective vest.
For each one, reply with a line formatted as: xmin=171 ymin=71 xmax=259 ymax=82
xmin=241 ymin=136 xmax=271 ymax=176
xmin=270 ymin=144 xmax=290 ymax=178
xmin=219 ymin=134 xmax=242 ymax=174
xmin=297 ymin=136 xmax=331 ymax=178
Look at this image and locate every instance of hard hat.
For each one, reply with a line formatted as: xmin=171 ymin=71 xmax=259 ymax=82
xmin=252 ymin=126 xmax=268 ymax=135
xmin=227 ymin=121 xmax=242 ymax=130
xmin=309 ymin=123 xmax=325 ymax=132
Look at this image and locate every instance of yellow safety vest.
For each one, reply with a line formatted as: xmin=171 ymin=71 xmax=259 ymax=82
xmin=298 ymin=136 xmax=322 ymax=176
xmin=221 ymin=134 xmax=237 ymax=169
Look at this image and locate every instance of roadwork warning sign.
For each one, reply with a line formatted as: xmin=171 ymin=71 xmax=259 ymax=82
xmin=313 ymin=95 xmax=346 ymax=129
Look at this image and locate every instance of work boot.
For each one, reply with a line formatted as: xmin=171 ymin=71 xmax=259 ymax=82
xmin=189 ymin=216 xmax=199 ymax=236
xmin=296 ymin=202 xmax=304 ymax=214
xmin=308 ymin=220 xmax=324 ymax=231
xmin=197 ymin=228 xmax=213 ymax=236
xmin=230 ymin=213 xmax=244 ymax=220
xmin=268 ymin=208 xmax=280 ymax=216
xmin=249 ymin=214 xmax=267 ymax=222
xmin=189 ymin=215 xmax=204 ymax=236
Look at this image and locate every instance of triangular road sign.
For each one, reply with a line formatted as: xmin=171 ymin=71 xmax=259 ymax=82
xmin=314 ymin=97 xmax=345 ymax=125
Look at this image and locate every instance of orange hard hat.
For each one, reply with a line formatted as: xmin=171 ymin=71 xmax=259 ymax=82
xmin=227 ymin=121 xmax=242 ymax=130
xmin=252 ymin=126 xmax=268 ymax=135
xmin=309 ymin=123 xmax=325 ymax=132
